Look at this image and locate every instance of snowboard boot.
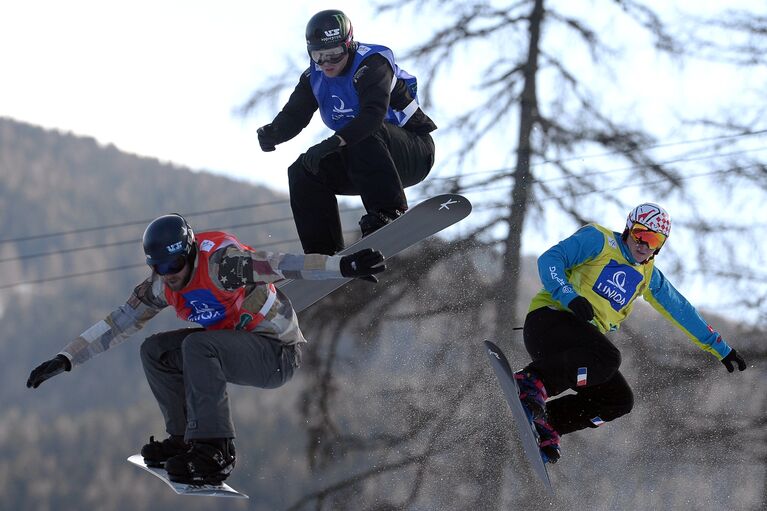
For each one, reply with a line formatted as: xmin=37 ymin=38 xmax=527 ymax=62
xmin=534 ymin=418 xmax=561 ymax=464
xmin=140 ymin=435 xmax=190 ymax=468
xmin=165 ymin=438 xmax=236 ymax=485
xmin=359 ymin=209 xmax=403 ymax=237
xmin=513 ymin=369 xmax=549 ymax=420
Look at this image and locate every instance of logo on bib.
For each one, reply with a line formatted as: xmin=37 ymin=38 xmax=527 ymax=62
xmin=181 ymin=289 xmax=226 ymax=326
xmin=331 ymin=95 xmax=355 ymax=121
xmin=592 ymin=260 xmax=643 ymax=311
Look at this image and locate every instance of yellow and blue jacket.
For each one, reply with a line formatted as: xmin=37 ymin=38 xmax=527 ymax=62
xmin=529 ymin=223 xmax=731 ymax=360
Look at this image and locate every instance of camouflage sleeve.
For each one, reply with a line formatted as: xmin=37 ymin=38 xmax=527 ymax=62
xmin=58 ymin=276 xmax=167 ymax=367
xmin=215 ymin=245 xmax=343 ymax=289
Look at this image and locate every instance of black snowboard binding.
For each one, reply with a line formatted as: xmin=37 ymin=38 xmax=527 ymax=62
xmin=359 ymin=209 xmax=403 ymax=237
xmin=165 ymin=438 xmax=236 ymax=485
xmin=141 ymin=435 xmax=190 ymax=468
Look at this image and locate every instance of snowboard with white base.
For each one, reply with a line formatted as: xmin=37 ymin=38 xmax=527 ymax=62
xmin=127 ymin=454 xmax=248 ymax=499
xmin=279 ymin=194 xmax=472 ymax=312
xmin=484 ymin=340 xmax=553 ymax=493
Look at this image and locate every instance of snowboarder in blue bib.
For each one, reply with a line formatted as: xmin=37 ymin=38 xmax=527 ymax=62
xmin=516 ymin=203 xmax=747 ymax=464
xmin=257 ymin=9 xmax=437 ymax=255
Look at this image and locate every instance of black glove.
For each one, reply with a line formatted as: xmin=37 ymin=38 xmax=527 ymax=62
xmin=721 ymin=348 xmax=747 ymax=373
xmin=302 ymin=136 xmax=342 ymax=175
xmin=340 ymin=248 xmax=386 ymax=283
xmin=27 ymin=354 xmax=71 ymax=389
xmin=568 ymin=296 xmax=595 ymax=323
xmin=257 ymin=124 xmax=279 ymax=152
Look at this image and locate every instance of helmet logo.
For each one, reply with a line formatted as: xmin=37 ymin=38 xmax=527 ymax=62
xmin=166 ymin=241 xmax=183 ymax=253
xmin=636 ymin=210 xmax=654 ymax=222
xmin=307 ymin=11 xmax=353 ymax=50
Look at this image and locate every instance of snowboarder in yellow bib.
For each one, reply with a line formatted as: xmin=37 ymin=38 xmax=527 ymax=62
xmin=515 ymin=203 xmax=747 ymax=464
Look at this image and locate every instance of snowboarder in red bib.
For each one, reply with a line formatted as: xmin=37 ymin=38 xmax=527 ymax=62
xmin=27 ymin=214 xmax=385 ymax=485
xmin=257 ymin=9 xmax=437 ymax=255
xmin=516 ymin=203 xmax=747 ymax=464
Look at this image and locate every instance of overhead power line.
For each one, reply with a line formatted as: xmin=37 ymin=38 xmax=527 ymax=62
xmin=0 ymin=208 xmax=362 ymax=264
xmin=0 ymin=230 xmax=355 ymax=291
xmin=0 ymin=165 xmax=759 ymax=290
xmin=455 ymin=165 xmax=753 ymax=197
xmin=435 ymin=145 xmax=767 ymax=185
xmin=0 ymin=198 xmax=291 ymax=244
xmin=2 ymin=128 xmax=766 ymax=245
xmin=0 ymin=162 xmax=761 ymax=266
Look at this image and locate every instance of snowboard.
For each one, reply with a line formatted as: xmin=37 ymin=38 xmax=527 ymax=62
xmin=279 ymin=194 xmax=472 ymax=312
xmin=127 ymin=455 xmax=248 ymax=499
xmin=484 ymin=340 xmax=553 ymax=493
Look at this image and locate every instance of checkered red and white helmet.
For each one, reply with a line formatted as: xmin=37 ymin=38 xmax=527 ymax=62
xmin=626 ymin=203 xmax=671 ymax=237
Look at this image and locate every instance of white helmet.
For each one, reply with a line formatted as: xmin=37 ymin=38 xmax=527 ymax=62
xmin=626 ymin=203 xmax=671 ymax=237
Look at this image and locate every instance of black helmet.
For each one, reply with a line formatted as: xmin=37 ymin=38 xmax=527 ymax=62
xmin=142 ymin=214 xmax=195 ymax=273
xmin=305 ymin=9 xmax=355 ymax=52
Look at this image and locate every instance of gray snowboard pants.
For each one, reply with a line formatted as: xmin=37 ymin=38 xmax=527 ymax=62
xmin=139 ymin=328 xmax=300 ymax=441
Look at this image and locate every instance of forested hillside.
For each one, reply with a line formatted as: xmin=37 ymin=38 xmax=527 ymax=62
xmin=0 ymin=116 xmax=304 ymax=414
xmin=0 ymin=117 xmax=312 ymax=510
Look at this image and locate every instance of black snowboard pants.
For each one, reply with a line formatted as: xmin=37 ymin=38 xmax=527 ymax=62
xmin=140 ymin=328 xmax=299 ymax=441
xmin=522 ymin=307 xmax=634 ymax=436
xmin=288 ymin=123 xmax=435 ymax=255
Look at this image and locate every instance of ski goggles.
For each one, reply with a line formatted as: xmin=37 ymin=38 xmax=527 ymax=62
xmin=310 ymin=46 xmax=347 ymax=65
xmin=152 ymin=255 xmax=187 ymax=276
xmin=628 ymin=223 xmax=666 ymax=250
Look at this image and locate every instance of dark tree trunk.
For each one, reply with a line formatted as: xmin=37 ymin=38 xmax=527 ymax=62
xmin=494 ymin=0 xmax=544 ymax=343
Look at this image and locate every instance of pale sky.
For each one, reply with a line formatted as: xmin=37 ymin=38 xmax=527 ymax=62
xmin=3 ymin=0 xmax=764 ymax=225
xmin=0 ymin=1 xmax=398 ymax=193
xmin=1 ymin=0 xmax=758 ymax=195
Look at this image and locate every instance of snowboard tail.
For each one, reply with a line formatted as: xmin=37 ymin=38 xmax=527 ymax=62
xmin=484 ymin=340 xmax=554 ymax=493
